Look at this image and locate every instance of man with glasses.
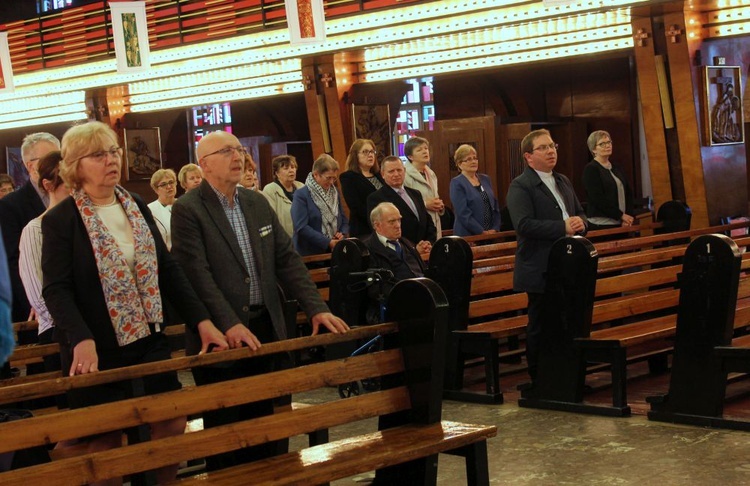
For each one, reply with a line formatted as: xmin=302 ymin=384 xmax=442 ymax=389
xmin=171 ymin=130 xmax=348 ymax=470
xmin=0 ymin=132 xmax=60 ymax=323
xmin=506 ymin=129 xmax=587 ymax=382
xmin=367 ymin=156 xmax=436 ymax=255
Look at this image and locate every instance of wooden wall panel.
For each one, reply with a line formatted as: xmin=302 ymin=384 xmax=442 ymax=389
xmin=695 ymin=36 xmax=750 ymax=223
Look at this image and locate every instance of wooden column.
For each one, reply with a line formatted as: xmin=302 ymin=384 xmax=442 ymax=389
xmin=631 ymin=16 xmax=673 ymax=212
xmin=318 ymin=60 xmax=348 ymax=164
xmin=300 ymin=58 xmax=349 ymax=164
xmin=302 ymin=61 xmax=328 ymax=159
xmin=663 ymin=10 xmax=709 ymax=227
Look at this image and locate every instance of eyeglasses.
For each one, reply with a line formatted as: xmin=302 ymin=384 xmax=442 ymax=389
xmin=532 ymin=143 xmax=559 ymax=153
xmin=201 ymin=146 xmax=247 ymax=160
xmin=318 ymin=175 xmax=338 ymax=182
xmin=597 ymin=141 xmax=613 ymax=147
xmin=360 ymin=150 xmax=377 ymax=156
xmin=0 ymin=186 xmax=13 ymax=194
xmin=78 ymin=147 xmax=123 ymax=163
xmin=461 ymin=156 xmax=478 ymax=162
xmin=157 ymin=180 xmax=176 ymax=188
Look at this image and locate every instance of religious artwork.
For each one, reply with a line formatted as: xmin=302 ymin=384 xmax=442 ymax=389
xmin=352 ymin=104 xmax=392 ymax=162
xmin=703 ymin=66 xmax=745 ymax=146
xmin=284 ymin=0 xmax=326 ymax=44
xmin=121 ymin=13 xmax=142 ymax=68
xmin=123 ymin=128 xmax=161 ymax=180
xmin=5 ymin=147 xmax=28 ymax=188
xmin=109 ymin=1 xmax=150 ymax=74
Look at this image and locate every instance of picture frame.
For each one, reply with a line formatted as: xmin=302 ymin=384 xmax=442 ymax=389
xmin=109 ymin=1 xmax=151 ymax=74
xmin=702 ymin=66 xmax=745 ymax=146
xmin=123 ymin=128 xmax=162 ymax=181
xmin=351 ymin=104 xmax=392 ymax=161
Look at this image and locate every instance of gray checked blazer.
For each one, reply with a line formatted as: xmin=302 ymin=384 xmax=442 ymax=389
xmin=171 ymin=180 xmax=329 ymax=356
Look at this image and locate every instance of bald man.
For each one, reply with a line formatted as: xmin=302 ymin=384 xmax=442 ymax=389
xmin=171 ymin=130 xmax=348 ymax=469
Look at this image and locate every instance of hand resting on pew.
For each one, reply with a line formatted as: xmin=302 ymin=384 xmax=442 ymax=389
xmin=197 ymin=319 xmax=229 ymax=354
xmin=311 ymin=312 xmax=349 ymax=335
xmin=226 ymin=323 xmax=263 ymax=350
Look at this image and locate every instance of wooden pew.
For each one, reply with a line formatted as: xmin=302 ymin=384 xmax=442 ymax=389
xmin=0 ymin=279 xmax=497 ymax=485
xmin=449 ymin=230 xmax=750 ymax=404
xmin=647 ymin=234 xmax=750 ymax=430
xmin=517 ymin=234 xmax=750 ymax=416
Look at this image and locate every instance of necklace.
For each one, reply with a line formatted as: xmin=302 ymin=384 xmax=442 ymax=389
xmin=92 ymin=195 xmax=117 ymax=207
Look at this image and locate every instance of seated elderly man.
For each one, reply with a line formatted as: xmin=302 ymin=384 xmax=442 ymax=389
xmin=362 ymin=202 xmax=426 ymax=323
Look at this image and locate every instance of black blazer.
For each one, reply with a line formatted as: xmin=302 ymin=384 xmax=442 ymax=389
xmin=42 ymin=193 xmax=210 ymax=353
xmin=366 ymin=186 xmax=437 ymax=244
xmin=363 ymin=235 xmax=425 ymax=322
xmin=339 ymin=170 xmax=384 ymax=238
xmin=506 ymin=166 xmax=587 ymax=293
xmin=581 ymin=160 xmax=633 ymax=221
xmin=0 ymin=181 xmax=46 ymax=320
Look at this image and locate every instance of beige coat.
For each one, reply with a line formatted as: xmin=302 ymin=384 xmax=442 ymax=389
xmin=262 ymin=180 xmax=304 ymax=237
xmin=404 ymin=161 xmax=443 ymax=237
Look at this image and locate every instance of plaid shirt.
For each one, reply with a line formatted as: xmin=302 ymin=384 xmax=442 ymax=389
xmin=210 ymin=185 xmax=263 ymax=306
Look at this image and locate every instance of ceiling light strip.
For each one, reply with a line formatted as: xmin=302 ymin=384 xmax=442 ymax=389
xmin=360 ymin=37 xmax=634 ymax=82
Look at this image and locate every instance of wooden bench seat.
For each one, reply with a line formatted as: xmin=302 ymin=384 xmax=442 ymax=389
xmin=175 ymin=420 xmax=495 ymax=486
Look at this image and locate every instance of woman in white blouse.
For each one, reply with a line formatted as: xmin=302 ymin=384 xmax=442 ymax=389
xmin=18 ymin=150 xmax=69 ymax=374
xmin=148 ymin=169 xmax=177 ymax=250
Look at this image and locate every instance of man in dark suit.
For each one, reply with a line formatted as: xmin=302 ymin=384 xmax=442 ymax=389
xmin=506 ymin=129 xmax=587 ymax=381
xmin=366 ymin=156 xmax=435 ymax=255
xmin=363 ymin=202 xmax=426 ymax=323
xmin=171 ymin=130 xmax=348 ymax=470
xmin=0 ymin=132 xmax=60 ymax=322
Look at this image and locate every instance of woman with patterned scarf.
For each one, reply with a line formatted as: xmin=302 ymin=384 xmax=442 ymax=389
xmin=42 ymin=121 xmax=228 ymax=485
xmin=291 ymin=154 xmax=349 ymax=256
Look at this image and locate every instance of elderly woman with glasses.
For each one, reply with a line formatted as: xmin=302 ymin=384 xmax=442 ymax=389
xmin=582 ymin=130 xmax=634 ymax=230
xmin=41 ymin=121 xmax=227 ymax=483
xmin=339 ymin=138 xmax=384 ymax=237
xmin=449 ymin=144 xmax=501 ymax=236
xmin=291 ymin=154 xmax=349 ymax=256
xmin=148 ymin=168 xmax=177 ymax=249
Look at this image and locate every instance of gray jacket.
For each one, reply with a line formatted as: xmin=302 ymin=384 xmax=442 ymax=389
xmin=172 ymin=181 xmax=328 ymax=356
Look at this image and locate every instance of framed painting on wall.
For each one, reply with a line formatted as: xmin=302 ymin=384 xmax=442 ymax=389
xmin=702 ymin=66 xmax=745 ymax=146
xmin=351 ymin=104 xmax=392 ymax=161
xmin=123 ymin=128 xmax=162 ymax=181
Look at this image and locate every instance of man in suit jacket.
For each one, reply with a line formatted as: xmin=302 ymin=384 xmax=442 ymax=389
xmin=506 ymin=129 xmax=587 ymax=381
xmin=171 ymin=130 xmax=348 ymax=470
xmin=363 ymin=202 xmax=426 ymax=323
xmin=366 ymin=156 xmax=436 ymax=255
xmin=0 ymin=133 xmax=60 ymax=322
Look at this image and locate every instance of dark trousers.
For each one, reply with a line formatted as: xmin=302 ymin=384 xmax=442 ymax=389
xmin=526 ymin=292 xmax=544 ymax=381
xmin=191 ymin=311 xmax=278 ymax=471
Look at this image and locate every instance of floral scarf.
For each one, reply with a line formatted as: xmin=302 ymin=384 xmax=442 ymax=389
xmin=73 ymin=185 xmax=162 ymax=346
xmin=305 ymin=172 xmax=339 ymax=239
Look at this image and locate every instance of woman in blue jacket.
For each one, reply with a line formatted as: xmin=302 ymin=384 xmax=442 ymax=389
xmin=449 ymin=144 xmax=501 ymax=236
xmin=291 ymin=154 xmax=349 ymax=256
